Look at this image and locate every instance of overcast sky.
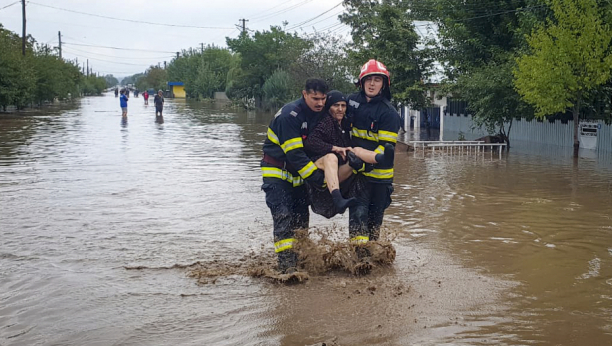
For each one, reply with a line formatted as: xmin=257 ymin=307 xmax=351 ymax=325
xmin=0 ymin=0 xmax=352 ymax=77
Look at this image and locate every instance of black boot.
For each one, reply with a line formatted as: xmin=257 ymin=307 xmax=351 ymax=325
xmin=277 ymin=250 xmax=298 ymax=274
xmin=374 ymin=143 xmax=395 ymax=165
xmin=331 ymin=189 xmax=357 ymax=213
xmin=347 ymin=151 xmax=366 ymax=172
xmin=354 ymin=245 xmax=372 ymax=275
xmin=383 ymin=143 xmax=395 ymax=166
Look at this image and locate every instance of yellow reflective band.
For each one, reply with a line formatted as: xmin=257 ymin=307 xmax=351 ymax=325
xmin=378 ymin=130 xmax=398 ymax=143
xmin=280 ymin=137 xmax=304 ymax=153
xmin=352 ymin=128 xmax=379 ymax=142
xmin=297 ymin=161 xmax=317 ymax=179
xmin=363 ymin=168 xmax=394 ymax=179
xmin=267 ymin=128 xmax=280 ymax=145
xmin=374 ymin=145 xmax=385 ymax=154
xmin=351 ymin=236 xmax=369 ymax=244
xmin=261 ymin=167 xmax=304 ymax=186
xmin=275 ymin=238 xmax=297 ymax=253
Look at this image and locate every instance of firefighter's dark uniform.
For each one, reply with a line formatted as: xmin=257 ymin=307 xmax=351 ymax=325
xmin=261 ymin=97 xmax=326 ymax=270
xmin=347 ymin=91 xmax=400 ymax=243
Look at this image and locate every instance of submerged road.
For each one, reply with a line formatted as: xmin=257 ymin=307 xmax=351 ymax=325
xmin=1 ymin=93 xmax=612 ymax=345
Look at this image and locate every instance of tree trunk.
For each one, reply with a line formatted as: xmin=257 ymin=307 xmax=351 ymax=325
xmin=573 ymin=102 xmax=580 ymax=158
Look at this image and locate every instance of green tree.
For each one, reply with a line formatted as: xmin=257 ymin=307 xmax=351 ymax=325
xmin=262 ymin=69 xmax=294 ymax=109
xmin=104 ymin=74 xmax=119 ymax=88
xmin=456 ymin=57 xmax=532 ymax=148
xmin=226 ymin=26 xmax=311 ymax=107
xmin=290 ymin=32 xmax=354 ymax=94
xmin=340 ymin=0 xmax=434 ymax=108
xmin=0 ymin=25 xmax=36 ymax=110
xmin=514 ymin=0 xmax=612 ymax=156
xmin=167 ymin=45 xmax=237 ymax=99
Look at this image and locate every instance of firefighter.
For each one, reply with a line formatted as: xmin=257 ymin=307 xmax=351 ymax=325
xmin=261 ymin=78 xmax=328 ymax=274
xmin=347 ymin=59 xmax=401 ymax=261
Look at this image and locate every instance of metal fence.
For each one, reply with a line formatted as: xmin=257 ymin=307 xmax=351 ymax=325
xmin=443 ymin=114 xmax=612 ymax=153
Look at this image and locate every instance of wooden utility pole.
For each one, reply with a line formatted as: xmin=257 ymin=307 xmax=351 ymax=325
xmin=239 ymin=18 xmax=248 ymax=34
xmin=58 ymin=31 xmax=62 ymax=59
xmin=86 ymin=59 xmax=89 ymax=76
xmin=21 ymin=0 xmax=26 ymax=56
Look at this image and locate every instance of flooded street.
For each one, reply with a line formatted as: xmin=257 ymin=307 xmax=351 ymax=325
xmin=2 ymin=94 xmax=612 ymax=345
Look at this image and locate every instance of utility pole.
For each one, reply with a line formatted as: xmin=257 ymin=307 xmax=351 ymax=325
xmin=21 ymin=0 xmax=26 ymax=56
xmin=86 ymin=59 xmax=89 ymax=77
xmin=238 ymin=18 xmax=249 ymax=34
xmin=58 ymin=31 xmax=62 ymax=59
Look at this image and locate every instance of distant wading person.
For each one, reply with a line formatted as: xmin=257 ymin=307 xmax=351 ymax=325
xmin=143 ymin=90 xmax=149 ymax=105
xmin=261 ymin=78 xmax=328 ymax=274
xmin=120 ymin=89 xmax=128 ymax=117
xmin=154 ymin=90 xmax=164 ymax=117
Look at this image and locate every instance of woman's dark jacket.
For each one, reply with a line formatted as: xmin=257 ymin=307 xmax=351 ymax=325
xmin=304 ymin=113 xmax=352 ymax=163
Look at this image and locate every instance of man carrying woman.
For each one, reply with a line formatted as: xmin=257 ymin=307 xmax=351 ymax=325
xmin=304 ymin=90 xmax=394 ymax=216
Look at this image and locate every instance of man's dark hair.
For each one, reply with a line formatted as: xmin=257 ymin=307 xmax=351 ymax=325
xmin=304 ymin=78 xmax=328 ymax=94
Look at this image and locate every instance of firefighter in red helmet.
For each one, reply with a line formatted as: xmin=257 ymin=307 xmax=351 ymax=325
xmin=346 ymin=59 xmax=401 ymax=271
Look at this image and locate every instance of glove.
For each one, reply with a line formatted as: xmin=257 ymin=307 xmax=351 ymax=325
xmin=307 ymin=169 xmax=326 ymax=189
xmin=347 ymin=151 xmax=366 ymax=172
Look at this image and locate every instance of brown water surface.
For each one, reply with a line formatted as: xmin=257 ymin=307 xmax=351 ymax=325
xmin=1 ymin=94 xmax=612 ymax=345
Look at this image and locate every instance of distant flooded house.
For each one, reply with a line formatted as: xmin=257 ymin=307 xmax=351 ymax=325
xmin=167 ymin=82 xmax=185 ymax=98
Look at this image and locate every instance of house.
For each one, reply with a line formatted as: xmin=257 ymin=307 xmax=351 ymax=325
xmin=167 ymin=82 xmax=185 ymax=98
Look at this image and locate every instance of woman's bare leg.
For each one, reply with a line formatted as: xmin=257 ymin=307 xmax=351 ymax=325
xmin=338 ymin=163 xmax=353 ymax=182
xmin=314 ymin=154 xmax=357 ymax=212
xmin=315 ymin=153 xmax=339 ymax=193
xmin=351 ymin=147 xmax=379 ymax=164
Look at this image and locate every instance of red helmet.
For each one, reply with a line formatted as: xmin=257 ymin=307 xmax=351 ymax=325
xmin=358 ymin=59 xmax=390 ymax=86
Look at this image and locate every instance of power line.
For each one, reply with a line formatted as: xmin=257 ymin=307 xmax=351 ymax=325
xmin=449 ymin=5 xmax=547 ymax=22
xmin=28 ymin=1 xmax=235 ymax=30
xmin=286 ymin=2 xmax=343 ymax=31
xmin=63 ymin=44 xmax=173 ymax=60
xmin=62 ymin=48 xmax=161 ymax=67
xmin=247 ymin=0 xmax=301 ymax=19
xmin=0 ymin=0 xmax=18 ymax=11
xmin=288 ymin=9 xmax=343 ymax=31
xmin=250 ymin=0 xmax=314 ymax=23
xmin=63 ymin=42 xmax=176 ymax=54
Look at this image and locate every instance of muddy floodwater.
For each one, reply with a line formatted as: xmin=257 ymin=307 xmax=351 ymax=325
xmin=2 ymin=94 xmax=612 ymax=345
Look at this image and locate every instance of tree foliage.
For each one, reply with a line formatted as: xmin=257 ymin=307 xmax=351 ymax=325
xmin=340 ymin=0 xmax=434 ymax=108
xmin=457 ymin=56 xmax=532 ymax=147
xmin=166 ymin=45 xmax=237 ymax=99
xmin=0 ymin=25 xmax=103 ymax=111
xmin=514 ymin=0 xmax=612 ymax=154
xmin=226 ymin=26 xmax=311 ymax=107
xmin=104 ymin=74 xmax=119 ymax=88
xmin=291 ymin=32 xmax=356 ymax=94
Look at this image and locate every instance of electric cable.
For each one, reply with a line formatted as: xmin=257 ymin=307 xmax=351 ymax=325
xmin=28 ymin=2 xmax=235 ymax=30
xmin=63 ymin=42 xmax=176 ymax=54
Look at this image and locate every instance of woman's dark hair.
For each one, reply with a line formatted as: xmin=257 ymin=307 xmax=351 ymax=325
xmin=304 ymin=78 xmax=329 ymax=94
